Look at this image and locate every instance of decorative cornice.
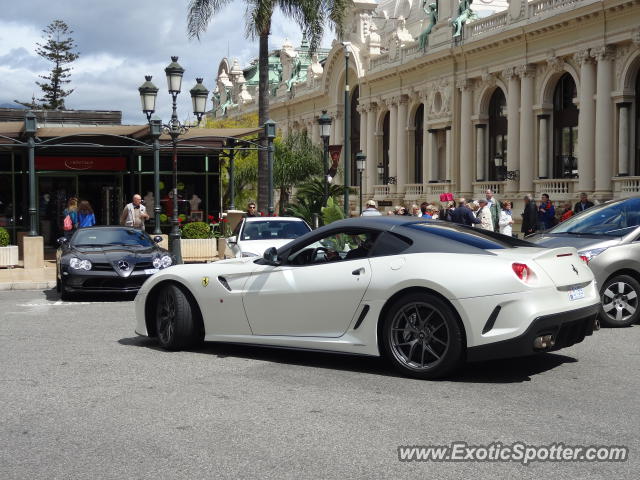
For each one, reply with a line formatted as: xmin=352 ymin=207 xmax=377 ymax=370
xmin=591 ymin=45 xmax=616 ymax=62
xmin=515 ymin=64 xmax=536 ymax=79
xmin=501 ymin=67 xmax=516 ymax=82
xmin=456 ymin=79 xmax=473 ymax=91
xmin=573 ymin=49 xmax=592 ymax=66
xmin=481 ymin=70 xmax=497 ymax=89
xmin=633 ymin=27 xmax=640 ymax=46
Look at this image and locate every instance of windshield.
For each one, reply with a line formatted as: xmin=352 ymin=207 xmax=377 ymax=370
xmin=241 ymin=220 xmax=310 ymax=241
xmin=72 ymin=228 xmax=155 ymax=247
xmin=550 ymin=198 xmax=640 ymax=236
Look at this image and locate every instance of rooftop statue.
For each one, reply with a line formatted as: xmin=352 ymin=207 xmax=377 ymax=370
xmin=451 ymin=0 xmax=477 ymax=38
xmin=418 ymin=1 xmax=438 ymax=52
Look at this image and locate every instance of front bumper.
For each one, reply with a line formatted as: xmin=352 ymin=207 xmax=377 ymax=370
xmin=62 ymin=269 xmax=155 ymax=293
xmin=466 ymin=303 xmax=600 ymax=362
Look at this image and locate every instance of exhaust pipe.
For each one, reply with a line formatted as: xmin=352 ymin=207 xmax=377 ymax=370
xmin=533 ymin=334 xmax=555 ymax=350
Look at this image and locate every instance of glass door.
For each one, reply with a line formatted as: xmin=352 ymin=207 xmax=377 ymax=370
xmin=37 ymin=174 xmax=77 ymax=246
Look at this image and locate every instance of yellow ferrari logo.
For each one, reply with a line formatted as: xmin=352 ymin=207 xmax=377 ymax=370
xmin=202 ymin=277 xmax=209 ymax=287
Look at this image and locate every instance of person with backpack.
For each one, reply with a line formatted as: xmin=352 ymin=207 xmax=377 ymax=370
xmin=62 ymin=197 xmax=78 ymax=239
xmin=77 ymin=200 xmax=96 ymax=228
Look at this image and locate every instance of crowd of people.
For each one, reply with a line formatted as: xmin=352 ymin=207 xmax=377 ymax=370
xmin=362 ymin=190 xmax=596 ymax=237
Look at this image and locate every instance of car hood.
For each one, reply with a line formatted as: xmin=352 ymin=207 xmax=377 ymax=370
xmin=527 ymin=234 xmax=621 ymax=251
xmin=234 ymin=239 xmax=294 ymax=256
xmin=68 ymin=245 xmax=160 ymax=260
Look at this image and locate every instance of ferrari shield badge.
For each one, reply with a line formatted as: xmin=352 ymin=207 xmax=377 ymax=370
xmin=202 ymin=276 xmax=209 ymax=287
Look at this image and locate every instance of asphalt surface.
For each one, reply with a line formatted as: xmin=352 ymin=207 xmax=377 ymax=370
xmin=1 ymin=289 xmax=638 ymax=479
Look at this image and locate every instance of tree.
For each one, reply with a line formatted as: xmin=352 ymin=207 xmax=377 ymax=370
xmin=187 ymin=0 xmax=347 ymax=213
xmin=34 ymin=20 xmax=80 ymax=110
xmin=287 ymin=176 xmax=349 ymax=225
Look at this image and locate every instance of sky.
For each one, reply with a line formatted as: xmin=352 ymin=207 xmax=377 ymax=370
xmin=0 ymin=0 xmax=322 ymax=124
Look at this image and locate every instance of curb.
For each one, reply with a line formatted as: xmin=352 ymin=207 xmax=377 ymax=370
xmin=0 ymin=281 xmax=57 ymax=291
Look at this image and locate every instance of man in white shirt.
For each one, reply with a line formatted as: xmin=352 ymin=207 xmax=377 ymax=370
xmin=361 ymin=199 xmax=382 ymax=216
xmin=475 ymin=198 xmax=494 ymax=231
xmin=120 ymin=194 xmax=149 ymax=230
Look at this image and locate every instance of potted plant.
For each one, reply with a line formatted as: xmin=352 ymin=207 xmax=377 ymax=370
xmin=0 ymin=227 xmax=18 ymax=268
xmin=180 ymin=221 xmax=217 ymax=262
xmin=211 ymin=215 xmax=231 ymax=259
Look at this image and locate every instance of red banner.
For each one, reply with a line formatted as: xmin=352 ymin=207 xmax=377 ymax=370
xmin=35 ymin=156 xmax=126 ymax=171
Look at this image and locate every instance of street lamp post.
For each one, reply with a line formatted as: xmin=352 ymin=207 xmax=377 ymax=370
xmin=356 ymin=151 xmax=366 ymax=214
xmin=138 ymin=56 xmax=209 ymax=263
xmin=24 ymin=111 xmax=38 ymax=236
xmin=343 ymin=43 xmax=351 ymax=216
xmin=317 ymin=110 xmax=332 ymax=206
xmin=227 ymin=138 xmax=236 ymax=210
xmin=264 ymin=120 xmax=276 ymax=215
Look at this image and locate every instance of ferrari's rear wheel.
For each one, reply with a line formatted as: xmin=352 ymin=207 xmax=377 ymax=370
xmin=600 ymin=274 xmax=640 ymax=327
xmin=155 ymin=284 xmax=200 ymax=350
xmin=382 ymin=293 xmax=463 ymax=379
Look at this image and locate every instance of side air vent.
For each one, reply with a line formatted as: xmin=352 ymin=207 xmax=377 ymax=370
xmin=353 ymin=305 xmax=369 ymax=330
xmin=482 ymin=306 xmax=502 ymax=334
xmin=218 ymin=276 xmax=231 ymax=291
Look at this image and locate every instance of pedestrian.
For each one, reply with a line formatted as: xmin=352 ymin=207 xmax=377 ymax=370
xmin=77 ymin=200 xmax=96 ymax=228
xmin=498 ymin=201 xmax=514 ymax=236
xmin=537 ymin=193 xmax=555 ymax=230
xmin=361 ymin=199 xmax=382 ymax=216
xmin=451 ymin=198 xmax=481 ymax=227
xmin=560 ymin=202 xmax=574 ymax=222
xmin=427 ymin=205 xmax=439 ymax=220
xmin=410 ymin=204 xmax=421 ymax=216
xmin=120 ymin=194 xmax=149 ymax=230
xmin=573 ymin=192 xmax=594 ymax=214
xmin=246 ymin=202 xmax=259 ymax=217
xmin=475 ymin=198 xmax=494 ymax=231
xmin=439 ymin=200 xmax=456 ymax=222
xmin=419 ymin=202 xmax=431 ymax=218
xmin=62 ymin=197 xmax=78 ymax=239
xmin=521 ymin=195 xmax=537 ymax=237
xmin=485 ymin=189 xmax=500 ymax=231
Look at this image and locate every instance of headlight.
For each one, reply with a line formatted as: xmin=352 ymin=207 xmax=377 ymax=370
xmin=153 ymin=257 xmax=162 ymax=269
xmin=161 ymin=255 xmax=172 ymax=268
xmin=578 ymin=247 xmax=608 ymax=264
xmin=242 ymin=252 xmax=258 ymax=257
xmin=69 ymin=257 xmax=91 ymax=270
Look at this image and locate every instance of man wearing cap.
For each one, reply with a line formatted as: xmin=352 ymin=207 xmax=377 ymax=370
xmin=475 ymin=198 xmax=494 ymax=231
xmin=361 ymin=199 xmax=382 ymax=216
xmin=451 ymin=198 xmax=481 ymax=226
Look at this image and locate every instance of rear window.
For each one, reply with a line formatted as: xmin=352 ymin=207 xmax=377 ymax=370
xmin=241 ymin=220 xmax=310 ymax=240
xmin=407 ymin=223 xmax=536 ymax=250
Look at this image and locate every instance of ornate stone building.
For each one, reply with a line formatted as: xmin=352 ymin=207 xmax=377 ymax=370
xmin=215 ymin=0 xmax=640 ymax=211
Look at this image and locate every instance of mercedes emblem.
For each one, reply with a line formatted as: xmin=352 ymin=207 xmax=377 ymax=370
xmin=118 ymin=260 xmax=130 ymax=271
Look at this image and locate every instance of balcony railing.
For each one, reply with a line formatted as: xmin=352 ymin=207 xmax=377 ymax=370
xmin=613 ymin=177 xmax=640 ymax=197
xmin=529 ymin=0 xmax=581 ymax=18
xmin=466 ymin=11 xmax=508 ymax=38
xmin=404 ymin=184 xmax=424 ymax=199
xmin=373 ymin=185 xmax=390 ymax=198
xmin=534 ymin=178 xmax=578 ymax=200
xmin=473 ymin=181 xmax=506 ymax=196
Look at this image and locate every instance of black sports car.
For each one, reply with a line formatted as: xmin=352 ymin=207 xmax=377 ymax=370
xmin=56 ymin=226 xmax=174 ymax=299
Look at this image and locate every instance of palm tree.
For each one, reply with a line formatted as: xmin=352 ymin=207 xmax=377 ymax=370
xmin=187 ymin=0 xmax=347 ymax=212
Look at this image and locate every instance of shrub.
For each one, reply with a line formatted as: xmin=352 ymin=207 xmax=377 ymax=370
xmin=181 ymin=221 xmax=213 ymax=239
xmin=0 ymin=227 xmax=9 ymax=247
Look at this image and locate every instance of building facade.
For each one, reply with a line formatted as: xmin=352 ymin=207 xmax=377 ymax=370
xmin=215 ymin=0 xmax=640 ymax=213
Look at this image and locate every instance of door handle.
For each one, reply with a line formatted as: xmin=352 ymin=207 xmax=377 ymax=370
xmin=352 ymin=267 xmax=365 ymax=276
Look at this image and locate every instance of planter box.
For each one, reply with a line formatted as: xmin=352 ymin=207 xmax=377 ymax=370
xmin=0 ymin=245 xmax=19 ymax=268
xmin=181 ymin=238 xmax=218 ymax=263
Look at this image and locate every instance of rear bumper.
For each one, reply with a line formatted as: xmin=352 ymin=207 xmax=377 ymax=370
xmin=466 ymin=303 xmax=600 ymax=362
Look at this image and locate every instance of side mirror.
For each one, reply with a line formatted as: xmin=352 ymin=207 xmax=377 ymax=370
xmin=227 ymin=235 xmax=237 ymax=245
xmin=153 ymin=235 xmax=163 ymax=243
xmin=57 ymin=237 xmax=68 ymax=246
xmin=262 ymin=247 xmax=280 ymax=266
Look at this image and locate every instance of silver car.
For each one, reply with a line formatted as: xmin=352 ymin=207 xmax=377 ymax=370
xmin=529 ymin=197 xmax=640 ymax=327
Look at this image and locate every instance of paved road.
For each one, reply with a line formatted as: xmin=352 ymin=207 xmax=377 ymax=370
xmin=1 ymin=289 xmax=638 ymax=479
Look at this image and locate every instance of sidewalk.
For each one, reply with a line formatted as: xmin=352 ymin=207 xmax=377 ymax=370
xmin=0 ymin=260 xmax=57 ymax=291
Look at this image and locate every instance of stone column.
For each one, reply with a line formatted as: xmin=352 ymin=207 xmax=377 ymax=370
xmin=366 ymin=103 xmax=378 ymax=194
xmin=475 ymin=125 xmax=486 ymax=180
xmin=517 ymin=65 xmax=536 ymax=193
xmin=575 ymin=49 xmax=596 ymax=192
xmin=428 ymin=129 xmax=439 ymax=181
xmin=396 ymin=96 xmax=408 ymax=193
xmin=445 ymin=127 xmax=452 ymax=182
xmin=421 ymin=96 xmax=429 ymax=185
xmin=593 ymin=46 xmax=616 ymax=195
xmin=504 ymin=67 xmax=520 ymax=193
xmin=538 ymin=115 xmax=550 ymax=178
xmin=389 ymin=100 xmax=398 ymax=191
xmin=458 ymin=80 xmax=474 ymax=197
xmin=618 ymin=103 xmax=631 ymax=176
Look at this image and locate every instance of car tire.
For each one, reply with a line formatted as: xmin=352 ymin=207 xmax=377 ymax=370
xmin=381 ymin=292 xmax=463 ymax=379
xmin=58 ymin=278 xmax=72 ymax=301
xmin=155 ymin=283 xmax=201 ymax=350
xmin=599 ymin=274 xmax=640 ymax=327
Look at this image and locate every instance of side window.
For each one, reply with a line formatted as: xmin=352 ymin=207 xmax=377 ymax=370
xmin=369 ymin=232 xmax=412 ymax=257
xmin=287 ymin=230 xmax=377 ymax=265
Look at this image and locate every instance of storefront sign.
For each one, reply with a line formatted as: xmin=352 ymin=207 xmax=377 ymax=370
xmin=35 ymin=156 xmax=126 ymax=171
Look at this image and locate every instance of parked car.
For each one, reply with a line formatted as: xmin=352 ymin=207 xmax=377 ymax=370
xmin=529 ymin=196 xmax=640 ymax=327
xmin=226 ymin=216 xmax=311 ymax=258
xmin=56 ymin=226 xmax=173 ymax=300
xmin=134 ymin=217 xmax=599 ymax=379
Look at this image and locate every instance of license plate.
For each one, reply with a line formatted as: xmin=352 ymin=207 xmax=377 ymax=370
xmin=569 ymin=287 xmax=584 ymax=301
xmin=144 ymin=268 xmax=159 ymax=275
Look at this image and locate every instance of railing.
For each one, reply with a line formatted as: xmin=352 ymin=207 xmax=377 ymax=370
xmin=370 ymin=53 xmax=390 ymax=70
xmin=466 ymin=11 xmax=508 ymax=38
xmin=533 ymin=178 xmax=578 ymax=200
xmin=426 ymin=183 xmax=452 ymax=196
xmin=473 ymin=181 xmax=507 ymax=196
xmin=373 ymin=185 xmax=390 ymax=198
xmin=529 ymin=0 xmax=581 ymax=17
xmin=404 ymin=184 xmax=424 ymax=199
xmin=613 ymin=177 xmax=640 ymax=197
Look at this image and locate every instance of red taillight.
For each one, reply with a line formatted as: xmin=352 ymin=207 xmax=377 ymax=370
xmin=512 ymin=263 xmax=530 ymax=282
xmin=579 ymin=255 xmax=589 ymax=264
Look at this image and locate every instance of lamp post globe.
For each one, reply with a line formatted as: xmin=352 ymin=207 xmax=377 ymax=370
xmin=190 ymin=78 xmax=209 ymax=123
xmin=138 ymin=75 xmax=158 ymax=122
xmin=164 ymin=56 xmax=184 ymax=94
xmin=317 ymin=110 xmax=332 ymax=207
xmin=356 ymin=151 xmax=366 ymax=214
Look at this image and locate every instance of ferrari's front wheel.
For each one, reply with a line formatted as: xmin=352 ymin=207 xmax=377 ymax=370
xmin=155 ymin=283 xmax=200 ymax=350
xmin=382 ymin=293 xmax=463 ymax=379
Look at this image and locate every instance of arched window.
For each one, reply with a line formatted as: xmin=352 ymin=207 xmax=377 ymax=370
xmin=488 ymin=89 xmax=507 ymax=181
xmin=414 ymin=104 xmax=424 ymax=183
xmin=350 ymin=85 xmax=360 ymax=186
xmin=553 ymin=73 xmax=578 ymax=178
xmin=382 ymin=112 xmax=390 ymax=184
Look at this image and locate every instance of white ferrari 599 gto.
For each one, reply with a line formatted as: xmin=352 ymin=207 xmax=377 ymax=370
xmin=134 ymin=217 xmax=600 ymax=379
